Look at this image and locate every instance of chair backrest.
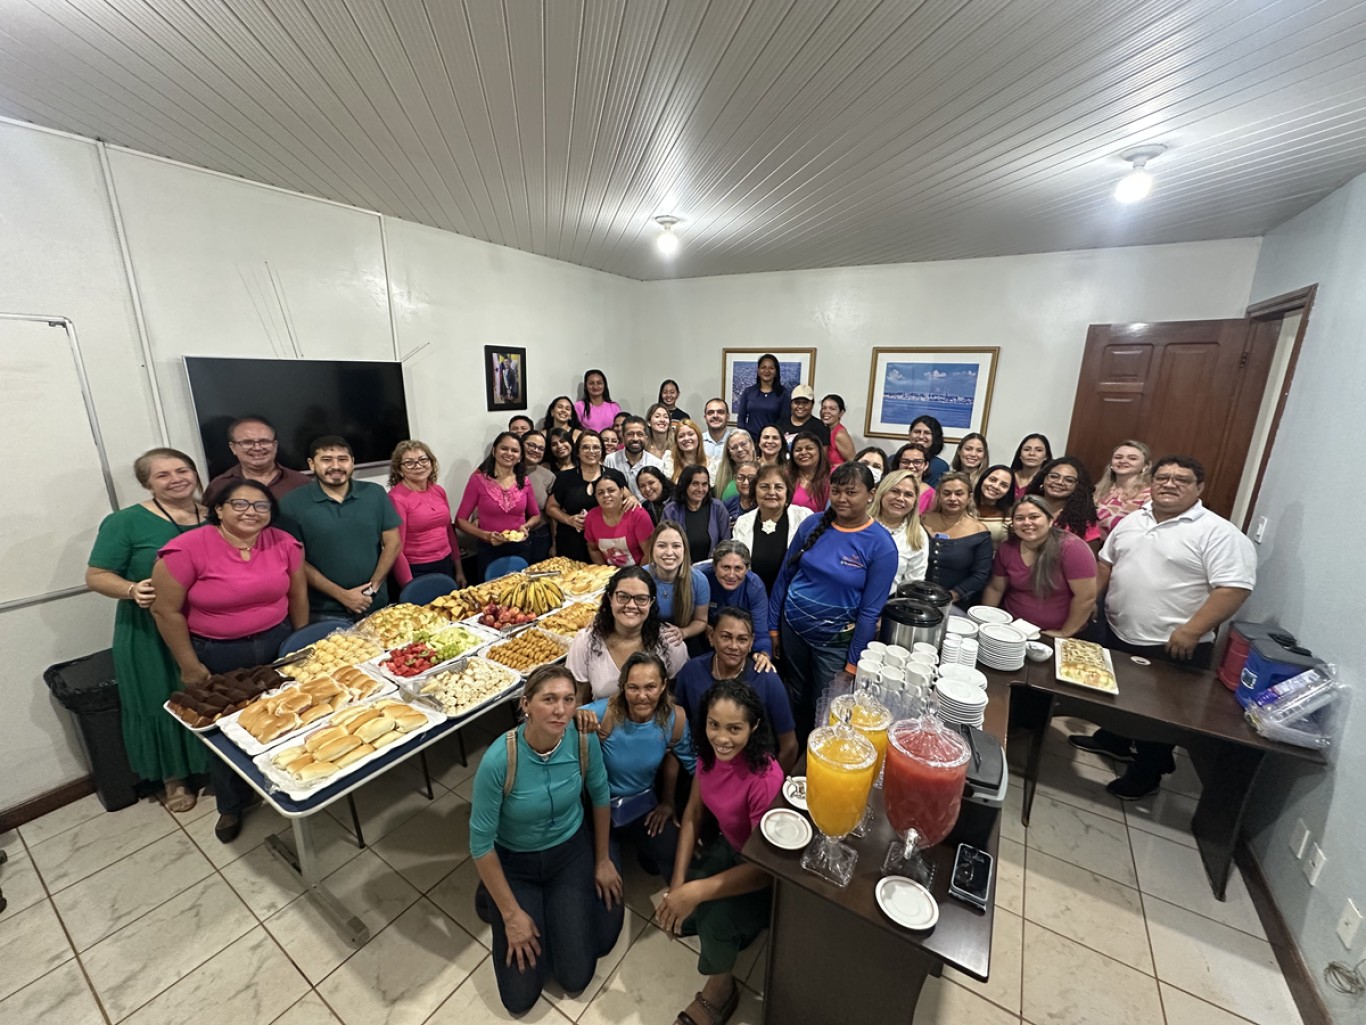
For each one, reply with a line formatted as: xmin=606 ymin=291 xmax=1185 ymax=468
xmin=485 ymin=555 xmax=529 ymax=581
xmin=277 ymin=618 xmax=352 ymax=659
xmin=398 ymin=573 xmax=459 ymax=606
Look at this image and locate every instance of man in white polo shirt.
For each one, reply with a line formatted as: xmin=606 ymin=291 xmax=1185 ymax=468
xmin=700 ymin=397 xmax=734 ymax=476
xmin=1070 ymin=454 xmax=1257 ymax=800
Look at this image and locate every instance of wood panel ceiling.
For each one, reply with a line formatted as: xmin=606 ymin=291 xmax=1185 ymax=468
xmin=2 ymin=0 xmax=1365 ymax=280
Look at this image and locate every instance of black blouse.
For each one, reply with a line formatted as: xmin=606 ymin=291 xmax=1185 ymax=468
xmin=550 ymin=468 xmax=599 ymax=563
xmin=749 ymin=517 xmax=792 ymax=593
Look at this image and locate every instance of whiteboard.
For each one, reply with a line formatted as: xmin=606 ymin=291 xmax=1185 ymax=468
xmin=0 ymin=315 xmax=118 ymax=610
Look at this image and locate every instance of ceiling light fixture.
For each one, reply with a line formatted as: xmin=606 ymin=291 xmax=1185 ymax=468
xmin=1114 ymin=144 xmax=1168 ymax=204
xmin=654 ymin=215 xmax=681 ymax=257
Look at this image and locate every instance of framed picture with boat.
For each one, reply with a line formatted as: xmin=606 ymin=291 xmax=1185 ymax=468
xmin=863 ymin=347 xmax=1000 ymax=442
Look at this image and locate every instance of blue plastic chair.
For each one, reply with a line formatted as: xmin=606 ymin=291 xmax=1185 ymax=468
xmin=398 ymin=573 xmax=459 ymax=606
xmin=277 ymin=619 xmax=352 ymax=658
xmin=485 ymin=555 xmax=529 ymax=581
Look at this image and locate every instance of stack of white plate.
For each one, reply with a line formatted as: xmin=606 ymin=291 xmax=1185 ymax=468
xmin=937 ymin=664 xmax=988 ymax=690
xmin=934 ymin=677 xmax=987 ymax=728
xmin=977 ymin=623 xmax=1027 ymax=671
xmin=967 ymin=606 xmax=1014 ymax=627
xmin=940 ymin=634 xmax=978 ymax=667
xmin=945 ymin=617 xmax=979 ymax=640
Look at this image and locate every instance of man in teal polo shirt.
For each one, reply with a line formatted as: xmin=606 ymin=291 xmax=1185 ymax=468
xmin=279 ymin=435 xmax=402 ymax=620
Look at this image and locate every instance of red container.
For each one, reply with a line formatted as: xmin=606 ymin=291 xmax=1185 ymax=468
xmin=1218 ymin=622 xmax=1291 ymax=691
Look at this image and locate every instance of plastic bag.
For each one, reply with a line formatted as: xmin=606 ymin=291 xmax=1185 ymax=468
xmin=1245 ymin=664 xmax=1346 ymax=749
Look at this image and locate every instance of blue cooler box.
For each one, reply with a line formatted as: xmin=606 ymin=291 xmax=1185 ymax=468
xmin=1237 ymin=638 xmax=1323 ymax=709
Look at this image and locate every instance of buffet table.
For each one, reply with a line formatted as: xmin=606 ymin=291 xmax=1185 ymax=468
xmin=741 ymin=671 xmax=1013 ymax=1025
xmin=1012 ymin=652 xmax=1327 ymax=900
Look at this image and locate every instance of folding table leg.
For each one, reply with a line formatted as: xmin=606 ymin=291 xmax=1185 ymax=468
xmin=419 ymin=751 xmax=434 ymax=800
xmin=347 ymin=794 xmax=366 ymax=848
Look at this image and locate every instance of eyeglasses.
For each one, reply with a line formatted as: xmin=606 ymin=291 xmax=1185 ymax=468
xmin=224 ymin=499 xmax=271 ymax=513
xmin=904 ymin=459 xmax=927 ymax=469
xmin=736 ymin=474 xmax=757 ymax=483
xmin=611 ymin=591 xmax=652 ymax=608
xmin=705 ymin=408 xmax=727 ymax=417
xmin=1044 ymin=472 xmax=1078 ymax=485
xmin=400 ymin=457 xmax=431 ymax=468
xmin=1153 ymin=473 xmax=1198 ymax=486
xmin=231 ymin=438 xmax=276 ymax=449
xmin=522 ymin=443 xmax=545 ymax=452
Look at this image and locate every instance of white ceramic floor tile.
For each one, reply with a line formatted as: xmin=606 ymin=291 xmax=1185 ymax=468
xmin=743 ymin=937 xmax=768 ymax=996
xmin=996 ymin=837 xmax=1025 ymax=917
xmin=53 ymin=831 xmax=215 ymax=951
xmin=1144 ymin=895 xmax=1300 ymax=1025
xmin=17 ymin=793 xmax=107 ymax=846
xmin=183 ymin=802 xmax=289 ymax=868
xmin=268 ymin=991 xmax=344 ymax=1025
xmin=0 ymin=849 xmax=47 ymax=921
xmin=316 ymin=897 xmax=485 ymax=1025
xmin=1020 ymin=920 xmax=1163 ymax=1025
xmin=453 ymin=777 xmax=477 ymax=804
xmin=580 ymin=924 xmax=719 ymax=1025
xmin=0 ymin=957 xmax=104 ymax=1025
xmin=428 ymin=856 xmax=492 ymax=949
xmin=1023 ymin=849 xmax=1152 ymax=973
xmin=81 ymin=874 xmax=256 ymax=1022
xmin=1023 ymin=792 xmax=1136 ymax=888
xmin=1029 ymin=752 xmax=1126 ymax=823
xmin=265 ymin=849 xmax=421 ymax=984
xmin=1123 ymin=787 xmax=1198 ymax=849
xmin=1130 ymin=830 xmax=1265 ymax=939
xmin=371 ymin=789 xmax=472 ymax=893
xmin=913 ymin=976 xmax=1019 ymax=1025
xmin=323 ymin=761 xmax=447 ymax=846
xmin=221 ymin=815 xmax=365 ymax=921
xmin=28 ymin=798 xmax=176 ymax=892
xmin=1 ymin=827 xmax=24 ymax=853
xmin=425 ymin=956 xmax=567 ymax=1023
xmin=121 ymin=927 xmax=308 ymax=1025
xmin=1001 ymin=785 xmax=1026 ymax=845
xmin=0 ymin=899 xmax=75 ymax=1002
xmin=620 ymin=856 xmax=667 ymax=923
xmin=543 ymin=908 xmax=650 ymax=1018
xmin=1160 ymin=982 xmax=1267 ymax=1025
xmin=424 ymin=734 xmax=485 ymax=791
xmin=946 ymin=906 xmax=1022 ymax=1013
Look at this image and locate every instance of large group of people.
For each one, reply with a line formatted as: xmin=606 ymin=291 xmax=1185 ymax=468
xmin=88 ymin=358 xmax=1258 ymax=1020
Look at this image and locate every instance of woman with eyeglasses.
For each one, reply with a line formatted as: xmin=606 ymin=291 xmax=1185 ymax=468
xmin=1026 ymin=456 xmax=1102 ymax=551
xmin=87 ymin=448 xmax=211 ymax=816
xmin=1093 ymin=440 xmax=1152 ymax=539
xmin=150 ymin=479 xmax=308 ymax=843
xmin=981 ymin=495 xmax=1097 ymax=638
xmin=713 ymin=429 xmax=757 ymax=502
xmin=583 ymin=468 xmax=655 ymax=567
xmin=662 ymin=465 xmax=731 ymax=562
xmin=890 ymin=443 xmax=938 ymax=514
xmin=701 ymin=539 xmax=773 ymax=656
xmin=733 ymin=465 xmax=814 ymax=593
xmin=907 ymin=416 xmax=950 ymax=486
xmin=387 ymin=440 xmax=466 ymax=588
xmin=517 ymin=431 xmax=557 ymax=563
xmin=566 ymin=566 xmax=688 ymax=701
xmin=855 ymin=446 xmax=890 ymax=484
xmin=723 ymin=461 xmax=759 ymax=523
xmin=547 ymin=431 xmax=606 ymax=563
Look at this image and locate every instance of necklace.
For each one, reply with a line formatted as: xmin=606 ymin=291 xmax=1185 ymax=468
xmin=218 ymin=526 xmax=257 ymax=553
xmin=152 ymin=497 xmax=201 ymax=533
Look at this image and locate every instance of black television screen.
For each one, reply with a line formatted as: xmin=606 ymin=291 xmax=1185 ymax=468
xmin=185 ymin=357 xmax=411 ymax=479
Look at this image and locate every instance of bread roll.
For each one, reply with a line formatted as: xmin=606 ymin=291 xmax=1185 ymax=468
xmin=330 ymin=706 xmax=371 ymax=729
xmin=344 ymin=708 xmax=382 ymax=732
xmin=274 ymin=689 xmax=312 ymax=714
xmin=315 ymin=735 xmax=363 ymax=763
xmin=335 ymin=666 xmax=369 ymax=687
xmin=387 ymin=709 xmax=427 ymax=733
xmin=284 ymin=752 xmax=315 ymax=774
xmin=252 ymin=713 xmax=300 ymax=744
xmin=296 ymin=760 xmax=340 ymax=781
xmin=371 ymin=729 xmax=405 ymax=750
xmin=299 ymin=702 xmax=333 ymax=725
xmin=357 ymin=716 xmax=396 ymax=743
xmin=334 ymin=742 xmax=375 ymax=769
xmin=304 ymin=726 xmax=348 ymax=753
xmin=271 ymin=744 xmax=307 ymax=767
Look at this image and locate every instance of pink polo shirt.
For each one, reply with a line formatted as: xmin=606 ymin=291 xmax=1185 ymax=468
xmin=698 ymin=754 xmax=784 ymax=851
xmin=388 ymin=481 xmax=456 ymax=585
xmin=575 ymin=399 xmax=622 ymax=433
xmin=159 ymin=525 xmax=302 ymax=640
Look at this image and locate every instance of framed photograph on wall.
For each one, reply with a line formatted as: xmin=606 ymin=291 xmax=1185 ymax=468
xmin=721 ymin=348 xmax=818 ymax=424
xmin=484 ymin=346 xmax=528 ymax=411
xmin=864 ymin=347 xmax=1000 ymax=442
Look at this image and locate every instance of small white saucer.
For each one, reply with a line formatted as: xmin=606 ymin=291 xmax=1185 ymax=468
xmin=782 ymin=776 xmax=809 ymax=811
xmin=761 ymin=808 xmax=812 ymax=850
xmin=876 ymin=876 xmax=939 ymax=930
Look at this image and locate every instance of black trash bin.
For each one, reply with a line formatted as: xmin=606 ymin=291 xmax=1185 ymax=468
xmin=44 ymin=650 xmax=141 ymax=812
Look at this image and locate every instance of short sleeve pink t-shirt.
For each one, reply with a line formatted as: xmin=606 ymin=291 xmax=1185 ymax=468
xmin=159 ymin=525 xmax=303 ymax=640
xmin=991 ymin=532 xmax=1096 ymax=631
xmin=583 ymin=506 xmax=654 ymax=566
xmin=698 ymin=754 xmax=785 ymax=851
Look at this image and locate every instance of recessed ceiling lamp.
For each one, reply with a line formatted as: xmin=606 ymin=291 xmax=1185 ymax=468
xmin=1114 ymin=144 xmax=1168 ymax=203
xmin=654 ymin=215 xmax=681 ymax=256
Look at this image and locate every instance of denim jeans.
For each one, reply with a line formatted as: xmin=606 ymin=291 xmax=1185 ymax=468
xmin=609 ymin=810 xmax=680 ymax=882
xmin=479 ymin=824 xmax=624 ymax=1015
xmin=191 ymin=621 xmax=291 ymax=817
xmin=779 ymin=619 xmax=850 ymax=746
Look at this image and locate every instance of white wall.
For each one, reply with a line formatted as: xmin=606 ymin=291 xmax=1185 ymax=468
xmin=636 ymin=242 xmax=1263 ymax=463
xmin=1241 ymin=172 xmax=1366 ymax=1020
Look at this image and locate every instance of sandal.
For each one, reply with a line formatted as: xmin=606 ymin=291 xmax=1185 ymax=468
xmin=161 ymin=780 xmax=197 ymax=814
xmin=676 ymin=983 xmax=739 ymax=1025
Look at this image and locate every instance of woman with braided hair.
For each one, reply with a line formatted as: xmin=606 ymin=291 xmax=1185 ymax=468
xmin=767 ymin=462 xmax=897 ymax=743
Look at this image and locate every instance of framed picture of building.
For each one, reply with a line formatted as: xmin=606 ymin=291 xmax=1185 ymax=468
xmin=864 ymin=347 xmax=1000 ymax=441
xmin=721 ymin=348 xmax=818 ymax=425
xmin=484 ymin=346 xmax=527 ymax=411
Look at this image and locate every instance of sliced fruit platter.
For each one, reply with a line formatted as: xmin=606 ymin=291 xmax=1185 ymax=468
xmin=413 ymin=656 xmax=522 ymax=718
xmin=368 ymin=623 xmax=501 ymax=685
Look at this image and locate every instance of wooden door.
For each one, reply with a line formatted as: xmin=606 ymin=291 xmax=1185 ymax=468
xmin=1065 ymin=319 xmax=1278 ymax=518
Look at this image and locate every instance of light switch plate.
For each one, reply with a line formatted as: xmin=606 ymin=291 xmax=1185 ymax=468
xmin=1253 ymin=516 xmax=1269 ymax=543
xmin=1290 ymin=819 xmax=1310 ymax=859
xmin=1305 ymin=844 xmax=1327 ymax=887
xmin=1337 ymin=899 xmax=1362 ymax=950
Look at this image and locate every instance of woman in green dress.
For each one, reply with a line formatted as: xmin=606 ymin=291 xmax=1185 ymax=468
xmin=86 ymin=448 xmax=209 ymax=812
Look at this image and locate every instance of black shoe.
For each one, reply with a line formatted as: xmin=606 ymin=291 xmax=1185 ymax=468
xmin=474 ymin=886 xmax=493 ymax=925
xmin=214 ymin=813 xmax=242 ymax=844
xmin=1069 ymin=733 xmax=1135 ymax=762
xmin=1106 ymin=771 xmax=1162 ymax=802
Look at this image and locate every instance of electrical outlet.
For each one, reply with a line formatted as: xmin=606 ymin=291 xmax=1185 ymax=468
xmin=1253 ymin=516 xmax=1269 ymax=543
xmin=1304 ymin=844 xmax=1327 ymax=887
xmin=1290 ymin=819 xmax=1310 ymax=859
xmin=1338 ymin=899 xmax=1363 ymax=950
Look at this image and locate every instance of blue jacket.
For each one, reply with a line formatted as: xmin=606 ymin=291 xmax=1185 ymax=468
xmin=700 ymin=565 xmax=772 ymax=655
xmin=736 ymin=385 xmax=788 ymax=438
xmin=662 ymin=498 xmax=732 ymax=560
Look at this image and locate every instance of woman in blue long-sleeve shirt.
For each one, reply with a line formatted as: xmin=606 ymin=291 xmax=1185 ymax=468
xmin=735 ymin=353 xmax=789 ymax=438
xmin=470 ymin=665 xmax=625 ymax=1015
xmin=768 ymin=462 xmax=897 ymax=743
xmin=700 ymin=539 xmax=773 ymax=656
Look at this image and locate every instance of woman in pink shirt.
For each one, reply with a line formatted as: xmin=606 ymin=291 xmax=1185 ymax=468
xmin=575 ymin=368 xmax=622 ymax=433
xmin=789 ymin=431 xmax=831 ymax=512
xmin=656 ymin=679 xmax=782 ymax=1025
xmin=1093 ymin=440 xmax=1152 ymax=539
xmin=150 ymin=479 xmax=308 ymax=844
xmin=583 ymin=468 xmax=655 ymax=567
xmin=982 ymin=495 xmax=1097 ymax=637
xmin=891 ymin=443 xmax=939 ymax=514
xmin=387 ymin=440 xmax=465 ymax=588
xmin=456 ymin=432 xmax=542 ymax=581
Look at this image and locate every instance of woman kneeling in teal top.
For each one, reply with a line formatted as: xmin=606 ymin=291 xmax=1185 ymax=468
xmin=470 ymin=665 xmax=625 ymax=1015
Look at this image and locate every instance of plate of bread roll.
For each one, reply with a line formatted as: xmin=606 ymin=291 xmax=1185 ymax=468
xmin=218 ymin=666 xmax=394 ymax=756
xmin=254 ymin=698 xmax=439 ymax=798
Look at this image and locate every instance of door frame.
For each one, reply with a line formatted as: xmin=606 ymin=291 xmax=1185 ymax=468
xmin=1239 ymin=285 xmax=1317 ymax=530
